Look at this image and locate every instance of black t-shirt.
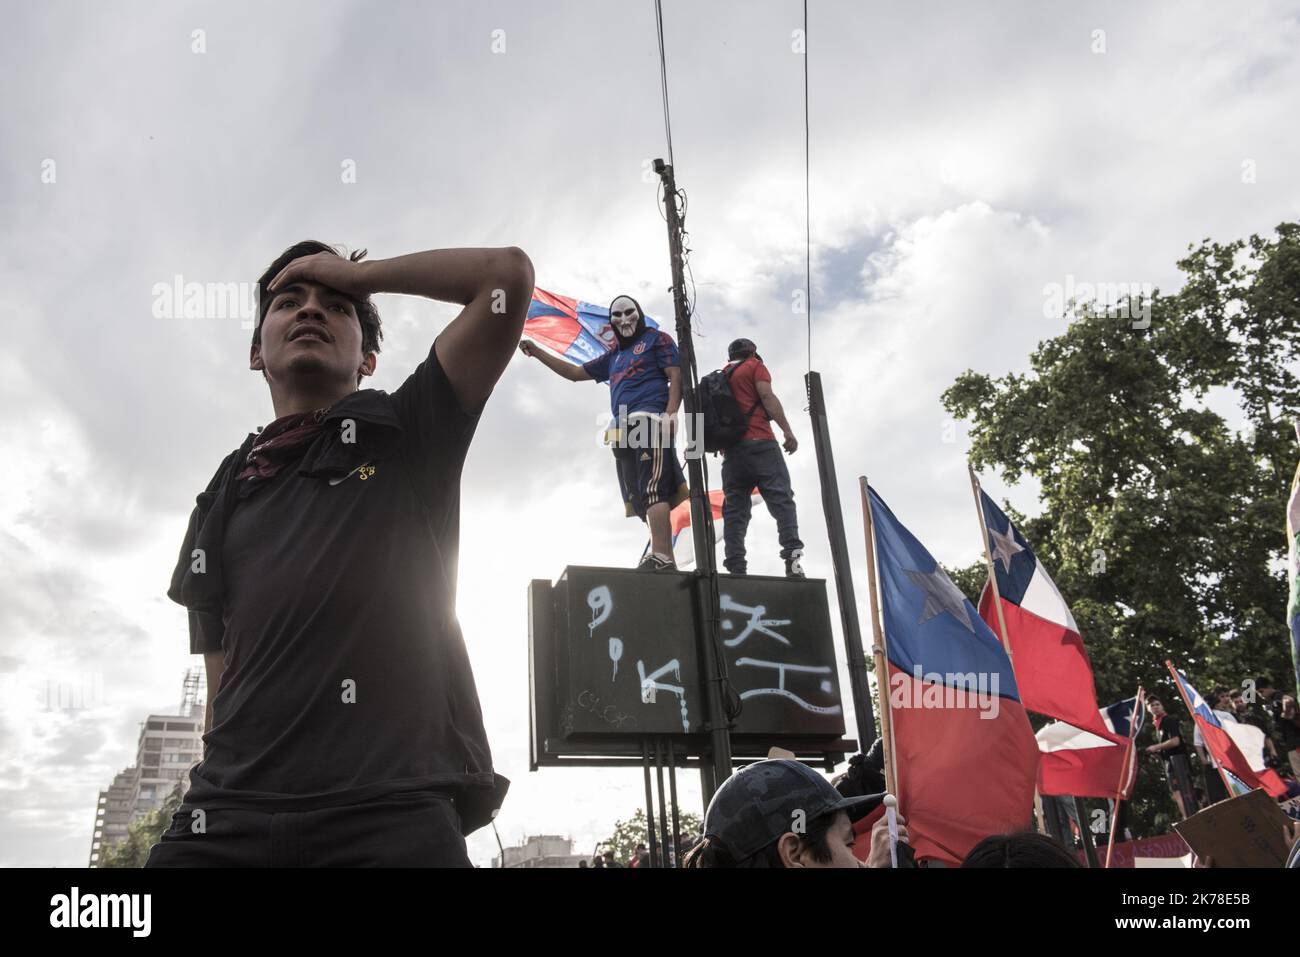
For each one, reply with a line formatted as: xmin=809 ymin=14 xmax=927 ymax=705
xmin=178 ymin=341 xmax=505 ymax=829
xmin=1154 ymin=714 xmax=1186 ymax=759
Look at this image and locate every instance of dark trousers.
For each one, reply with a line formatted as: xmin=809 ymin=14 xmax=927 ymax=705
xmin=721 ymin=439 xmax=803 ymax=572
xmin=143 ymin=790 xmax=471 ymax=867
xmin=1165 ymin=754 xmax=1199 ymax=817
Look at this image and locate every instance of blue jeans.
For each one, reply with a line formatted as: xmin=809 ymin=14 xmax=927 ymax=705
xmin=721 ymin=439 xmax=803 ymax=572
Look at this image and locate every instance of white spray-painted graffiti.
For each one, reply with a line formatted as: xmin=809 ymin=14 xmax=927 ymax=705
xmin=578 ymin=584 xmax=838 ymax=732
xmin=733 ymin=658 xmax=843 ymax=715
xmin=587 ymin=585 xmax=612 ymax=634
xmin=637 ymin=658 xmax=690 ymax=732
xmin=576 ymin=689 xmax=637 ymax=729
xmin=721 ymin=593 xmax=840 ymax=716
xmin=609 ymin=637 xmax=623 ymax=681
xmin=719 ymin=595 xmax=791 ymax=647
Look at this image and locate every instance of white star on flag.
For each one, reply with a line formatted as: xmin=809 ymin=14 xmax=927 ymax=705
xmin=988 ymin=521 xmax=1024 ymax=574
xmin=904 ymin=565 xmax=975 ymax=633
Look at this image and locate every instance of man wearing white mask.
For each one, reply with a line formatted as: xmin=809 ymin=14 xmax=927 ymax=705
xmin=520 ymin=295 xmax=687 ymax=570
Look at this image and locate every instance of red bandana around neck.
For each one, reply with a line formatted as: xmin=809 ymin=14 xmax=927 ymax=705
xmin=236 ymin=408 xmax=329 ymax=486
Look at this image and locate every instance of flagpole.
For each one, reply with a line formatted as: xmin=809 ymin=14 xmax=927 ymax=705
xmin=1164 ymin=660 xmax=1235 ymax=802
xmin=966 ymin=465 xmax=1047 ymax=835
xmin=859 ymin=477 xmax=898 ymax=797
xmin=966 ymin=465 xmax=1014 ymax=660
xmin=1104 ymin=686 xmax=1144 ymax=868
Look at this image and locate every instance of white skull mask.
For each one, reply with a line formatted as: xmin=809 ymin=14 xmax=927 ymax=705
xmin=609 ymin=296 xmax=641 ymax=338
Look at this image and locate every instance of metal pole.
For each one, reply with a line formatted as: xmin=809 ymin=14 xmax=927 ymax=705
xmin=1074 ymin=796 xmax=1099 ymax=868
xmin=668 ymin=743 xmax=682 ymax=868
xmin=654 ymin=738 xmax=671 ymax=867
xmin=807 ymin=374 xmax=876 ymax=749
xmin=642 ymin=738 xmax=660 ymax=868
xmin=654 ymin=158 xmax=733 ymax=800
xmin=858 ymin=478 xmax=896 ymax=796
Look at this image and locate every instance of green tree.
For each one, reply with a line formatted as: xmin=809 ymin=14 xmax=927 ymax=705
xmin=941 ymin=222 xmax=1300 ymax=836
xmin=98 ymin=782 xmax=183 ymax=868
xmin=602 ymin=807 xmax=703 ymax=866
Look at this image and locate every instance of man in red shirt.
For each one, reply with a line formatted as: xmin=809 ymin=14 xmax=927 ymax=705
xmin=720 ymin=338 xmax=805 ymax=578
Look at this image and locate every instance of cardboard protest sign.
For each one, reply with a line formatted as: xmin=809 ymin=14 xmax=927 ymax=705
xmin=1173 ymin=788 xmax=1293 ymax=868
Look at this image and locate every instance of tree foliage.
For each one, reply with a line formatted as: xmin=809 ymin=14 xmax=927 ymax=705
xmin=941 ymin=222 xmax=1300 ymax=833
xmin=602 ymin=807 xmax=703 ymax=865
xmin=97 ymin=782 xmax=183 ymax=868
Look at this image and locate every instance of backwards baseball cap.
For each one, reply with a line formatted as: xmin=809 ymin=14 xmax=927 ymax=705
xmin=727 ymin=338 xmax=759 ymax=361
xmin=702 ymin=759 xmax=883 ymax=862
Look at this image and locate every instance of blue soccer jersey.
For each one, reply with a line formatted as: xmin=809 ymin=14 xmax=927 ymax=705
xmin=582 ymin=329 xmax=680 ymax=418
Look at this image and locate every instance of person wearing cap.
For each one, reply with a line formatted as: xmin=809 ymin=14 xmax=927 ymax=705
xmin=719 ymin=339 xmax=806 ymax=578
xmin=682 ymin=758 xmax=905 ymax=868
xmin=520 ymin=295 xmax=688 ymax=572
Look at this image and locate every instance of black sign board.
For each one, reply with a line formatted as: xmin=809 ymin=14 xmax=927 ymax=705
xmin=529 ymin=566 xmax=854 ymax=767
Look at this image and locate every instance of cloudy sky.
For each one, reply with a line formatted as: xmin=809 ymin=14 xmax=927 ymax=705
xmin=2 ymin=0 xmax=1298 ymax=867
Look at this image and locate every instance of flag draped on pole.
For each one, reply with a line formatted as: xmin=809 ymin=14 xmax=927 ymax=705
xmin=1167 ymin=663 xmax=1288 ymax=799
xmin=974 ymin=487 xmax=1109 ymax=736
xmin=1034 ymin=694 xmax=1143 ymax=799
xmin=524 ymin=287 xmax=659 ymax=365
xmin=866 ymin=485 xmax=1039 ymax=865
xmin=642 ymin=489 xmax=762 ymax=568
xmin=1102 ymin=695 xmax=1146 ymax=738
xmin=1286 ymin=422 xmax=1300 ymax=696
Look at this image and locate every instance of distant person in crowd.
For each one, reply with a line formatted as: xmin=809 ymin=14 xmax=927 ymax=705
xmin=1254 ymin=675 xmax=1282 ymax=723
xmin=1279 ymin=693 xmax=1300 ymax=778
xmin=961 ymin=831 xmax=1081 ymax=868
xmin=1194 ymin=685 xmax=1238 ymax=804
xmin=630 ymin=843 xmax=649 ymax=869
xmin=578 ymin=859 xmax=588 ymax=868
xmin=602 ymin=850 xmax=622 ymax=868
xmin=683 ymin=759 xmax=900 ymax=868
xmin=519 ymin=296 xmax=687 ymax=571
xmin=1145 ymin=696 xmax=1198 ymax=818
xmin=1230 ymin=687 xmax=1279 ymax=765
xmin=147 ymin=240 xmax=532 ymax=867
xmin=716 ymin=338 xmax=806 ymax=579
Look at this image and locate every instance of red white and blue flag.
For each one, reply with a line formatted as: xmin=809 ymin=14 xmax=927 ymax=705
xmin=868 ymin=485 xmax=1039 ymax=865
xmin=975 ymin=487 xmax=1111 ymax=737
xmin=644 ymin=489 xmax=762 ymax=568
xmin=1034 ymin=693 xmax=1143 ymax=799
xmin=1167 ymin=663 xmax=1288 ymax=799
xmin=525 ymin=287 xmax=659 ymax=365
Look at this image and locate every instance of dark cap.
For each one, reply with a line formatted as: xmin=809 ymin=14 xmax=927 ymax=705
xmin=702 ymin=759 xmax=882 ymax=862
xmin=727 ymin=338 xmax=759 ymax=361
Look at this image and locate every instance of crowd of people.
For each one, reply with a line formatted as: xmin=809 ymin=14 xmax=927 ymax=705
xmin=1145 ymin=677 xmax=1300 ymax=820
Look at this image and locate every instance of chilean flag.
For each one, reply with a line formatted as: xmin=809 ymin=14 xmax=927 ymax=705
xmin=644 ymin=489 xmax=762 ymax=568
xmin=975 ymin=486 xmax=1111 ymax=737
xmin=868 ymin=486 xmax=1039 ymax=865
xmin=525 ymin=287 xmax=659 ymax=365
xmin=1167 ymin=663 xmax=1288 ymax=799
xmin=1034 ymin=693 xmax=1143 ymax=799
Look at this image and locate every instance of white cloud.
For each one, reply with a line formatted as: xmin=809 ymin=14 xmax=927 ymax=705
xmin=3 ymin=0 xmax=1300 ymax=865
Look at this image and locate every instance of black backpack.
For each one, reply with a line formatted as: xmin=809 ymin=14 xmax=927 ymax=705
xmin=698 ymin=360 xmax=763 ymax=453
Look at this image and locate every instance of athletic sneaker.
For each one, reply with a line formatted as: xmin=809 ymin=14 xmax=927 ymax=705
xmin=637 ymin=554 xmax=677 ymax=573
xmin=784 ymin=549 xmax=806 ymax=579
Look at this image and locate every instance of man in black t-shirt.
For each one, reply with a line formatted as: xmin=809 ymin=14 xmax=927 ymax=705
xmin=146 ymin=240 xmax=533 ymax=867
xmin=1144 ymin=696 xmax=1198 ymax=819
